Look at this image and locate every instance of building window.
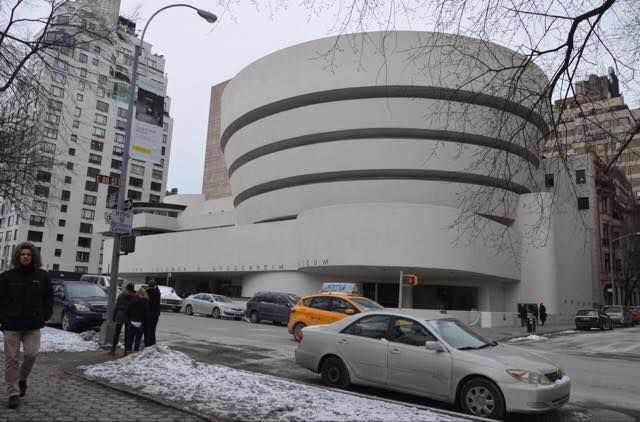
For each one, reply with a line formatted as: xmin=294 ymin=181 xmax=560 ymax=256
xmin=72 ymin=120 xmax=80 ymax=128
xmin=152 ymin=169 xmax=163 ymax=180
xmin=81 ymin=209 xmax=95 ymax=220
xmin=61 ymin=204 xmax=67 ymax=212
xmin=61 ymin=190 xmax=71 ymax=201
xmin=88 ymin=153 xmax=102 ymax=165
xmin=29 ymin=216 xmax=45 ymax=227
xmin=45 ymin=113 xmax=60 ymax=125
xmin=112 ymin=146 xmax=124 ymax=156
xmin=27 ymin=231 xmax=43 ymax=242
xmin=79 ymin=223 xmax=93 ymax=234
xmin=77 ymin=93 xmax=83 ymax=102
xmin=48 ymin=99 xmax=63 ymax=111
xmin=117 ymin=107 xmax=128 ymax=118
xmin=149 ymin=194 xmax=160 ymax=203
xmin=130 ymin=164 xmax=145 ymax=176
xmin=36 ymin=171 xmax=52 ymax=183
xmin=96 ymin=100 xmax=109 ymax=113
xmin=92 ymin=58 xmax=99 ymax=66
xmin=94 ymin=45 xmax=101 ymax=54
xmin=64 ymin=176 xmax=72 ymax=184
xmin=578 ymin=197 xmax=589 ymax=210
xmin=80 ymin=68 xmax=87 ymax=78
xmin=74 ymin=107 xmax=82 ymax=118
xmin=86 ymin=169 xmax=100 ymax=179
xmin=68 ymin=148 xmax=75 ymax=156
xmin=96 ymin=86 xmax=105 ymax=97
xmin=79 ymin=52 xmax=88 ymax=63
xmin=90 ymin=140 xmax=104 ymax=151
xmin=58 ymin=219 xmax=66 ymax=227
xmin=56 ymin=234 xmax=64 ymax=242
xmin=54 ymin=59 xmax=67 ymax=70
xmin=129 ymin=177 xmax=143 ymax=188
xmin=77 ymin=237 xmax=92 ymax=248
xmin=116 ymin=120 xmax=127 ymax=131
xmin=40 ymin=141 xmax=56 ymax=154
xmin=43 ymin=127 xmax=58 ymax=140
xmin=92 ymin=127 xmax=105 ymax=138
xmin=76 ymin=251 xmax=90 ymax=262
xmin=33 ymin=200 xmax=47 ymax=213
xmin=127 ymin=190 xmax=142 ymax=200
xmin=111 ymin=159 xmax=122 ymax=170
xmin=52 ymin=264 xmax=60 ymax=270
xmin=94 ymin=114 xmax=107 ymax=125
xmin=52 ymin=71 xmax=66 ymax=84
xmin=78 ymin=80 xmax=85 ymax=91
xmin=83 ymin=194 xmax=97 ymax=206
xmin=66 ymin=162 xmax=74 ymax=170
xmin=54 ymin=249 xmax=62 ymax=257
xmin=75 ymin=266 xmax=88 ymax=274
xmin=70 ymin=134 xmax=77 ymax=143
xmin=604 ymin=253 xmax=611 ymax=272
xmin=150 ymin=181 xmax=161 ymax=192
xmin=114 ymin=133 xmax=125 ymax=144
xmin=34 ymin=185 xmax=49 ymax=197
xmin=576 ymin=169 xmax=586 ymax=184
xmin=85 ymin=181 xmax=98 ymax=192
xmin=98 ymin=74 xmax=107 ymax=85
xmin=50 ymin=85 xmax=64 ymax=98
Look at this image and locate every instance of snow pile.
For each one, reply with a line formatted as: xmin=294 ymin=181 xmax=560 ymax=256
xmin=507 ymin=334 xmax=547 ymax=343
xmin=0 ymin=327 xmax=101 ymax=352
xmin=80 ymin=345 xmax=469 ymax=422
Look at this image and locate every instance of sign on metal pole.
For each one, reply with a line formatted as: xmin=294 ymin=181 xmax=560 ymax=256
xmin=105 ymin=209 xmax=133 ymax=234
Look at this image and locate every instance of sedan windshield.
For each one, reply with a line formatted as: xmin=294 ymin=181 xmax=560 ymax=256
xmin=212 ymin=295 xmax=232 ymax=303
xmin=66 ymin=283 xmax=107 ymax=299
xmin=350 ymin=297 xmax=384 ymax=311
xmin=427 ymin=319 xmax=491 ymax=350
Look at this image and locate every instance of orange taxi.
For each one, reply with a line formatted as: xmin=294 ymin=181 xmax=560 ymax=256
xmin=287 ymin=290 xmax=383 ymax=341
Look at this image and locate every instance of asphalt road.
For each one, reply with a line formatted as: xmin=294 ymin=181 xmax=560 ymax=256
xmin=156 ymin=312 xmax=640 ymax=422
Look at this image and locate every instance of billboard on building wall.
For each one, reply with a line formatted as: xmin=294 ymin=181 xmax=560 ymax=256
xmin=130 ymin=76 xmax=165 ymax=164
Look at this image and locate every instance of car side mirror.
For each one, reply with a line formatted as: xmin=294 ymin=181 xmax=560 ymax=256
xmin=344 ymin=308 xmax=355 ymax=315
xmin=425 ymin=341 xmax=445 ymax=352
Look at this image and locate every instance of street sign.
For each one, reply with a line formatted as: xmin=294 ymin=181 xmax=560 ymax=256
xmin=105 ymin=210 xmax=133 ymax=234
xmin=96 ymin=175 xmax=120 ymax=186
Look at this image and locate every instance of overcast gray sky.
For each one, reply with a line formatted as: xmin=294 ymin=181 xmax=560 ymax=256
xmin=119 ymin=0 xmax=342 ymax=194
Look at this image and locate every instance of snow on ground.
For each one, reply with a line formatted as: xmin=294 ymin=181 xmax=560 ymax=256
xmin=80 ymin=345 xmax=469 ymax=422
xmin=507 ymin=334 xmax=548 ymax=343
xmin=0 ymin=327 xmax=100 ymax=352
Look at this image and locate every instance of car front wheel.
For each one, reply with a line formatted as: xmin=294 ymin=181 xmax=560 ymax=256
xmin=321 ymin=356 xmax=350 ymax=389
xmin=61 ymin=312 xmax=74 ymax=332
xmin=212 ymin=307 xmax=220 ymax=319
xmin=185 ymin=305 xmax=193 ymax=315
xmin=459 ymin=378 xmax=505 ymax=420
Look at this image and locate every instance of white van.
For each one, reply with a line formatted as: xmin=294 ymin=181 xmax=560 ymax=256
xmin=135 ymin=284 xmax=183 ymax=312
xmin=80 ymin=274 xmax=126 ymax=291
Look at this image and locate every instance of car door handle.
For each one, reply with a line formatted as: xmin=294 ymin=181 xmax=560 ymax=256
xmin=390 ymin=348 xmax=401 ymax=354
xmin=337 ymin=339 xmax=348 ymax=344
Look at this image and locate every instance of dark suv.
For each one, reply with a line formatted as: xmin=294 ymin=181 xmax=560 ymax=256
xmin=48 ymin=280 xmax=108 ymax=332
xmin=245 ymin=292 xmax=299 ymax=325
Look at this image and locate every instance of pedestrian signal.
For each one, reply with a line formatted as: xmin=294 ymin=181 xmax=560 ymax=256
xmin=403 ymin=274 xmax=418 ymax=286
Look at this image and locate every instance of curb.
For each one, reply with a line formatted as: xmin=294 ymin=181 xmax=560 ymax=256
xmin=64 ymin=369 xmax=214 ymax=421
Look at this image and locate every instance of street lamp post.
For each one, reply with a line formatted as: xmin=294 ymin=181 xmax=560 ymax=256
xmin=100 ymin=4 xmax=217 ymax=345
xmin=608 ymin=232 xmax=640 ymax=306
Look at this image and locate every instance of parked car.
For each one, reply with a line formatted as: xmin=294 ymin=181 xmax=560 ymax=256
xmin=135 ymin=284 xmax=183 ymax=312
xmin=245 ymin=292 xmax=299 ymax=325
xmin=574 ymin=309 xmax=613 ymax=331
xmin=288 ymin=293 xmax=383 ymax=341
xmin=601 ymin=305 xmax=632 ymax=327
xmin=182 ymin=293 xmax=245 ymax=319
xmin=629 ymin=306 xmax=640 ymax=326
xmin=80 ymin=274 xmax=127 ymax=291
xmin=48 ymin=280 xmax=108 ymax=332
xmin=295 ymin=311 xmax=570 ymax=420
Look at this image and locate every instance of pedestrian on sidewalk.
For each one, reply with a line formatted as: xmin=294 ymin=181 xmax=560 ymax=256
xmin=532 ymin=303 xmax=539 ymax=324
xmin=144 ymin=280 xmax=161 ymax=347
xmin=518 ymin=304 xmax=526 ymax=326
xmin=0 ymin=242 xmax=53 ymax=409
xmin=109 ymin=283 xmax=136 ymax=355
xmin=124 ymin=288 xmax=149 ymax=354
xmin=539 ymin=302 xmax=547 ymax=326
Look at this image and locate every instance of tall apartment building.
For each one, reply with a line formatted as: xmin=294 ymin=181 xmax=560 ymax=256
xmin=549 ymin=69 xmax=640 ymax=202
xmin=0 ymin=0 xmax=173 ymax=273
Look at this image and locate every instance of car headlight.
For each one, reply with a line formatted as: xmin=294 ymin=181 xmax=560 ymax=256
xmin=507 ymin=369 xmax=551 ymax=385
xmin=74 ymin=303 xmax=91 ymax=312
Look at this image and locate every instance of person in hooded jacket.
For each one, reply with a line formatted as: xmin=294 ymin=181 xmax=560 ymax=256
xmin=124 ymin=288 xmax=149 ymax=354
xmin=0 ymin=242 xmax=53 ymax=409
xmin=144 ymin=279 xmax=161 ymax=347
xmin=108 ymin=283 xmax=136 ymax=355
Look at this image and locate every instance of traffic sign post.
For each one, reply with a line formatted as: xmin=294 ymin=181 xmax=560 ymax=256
xmin=398 ymin=272 xmax=419 ymax=309
xmin=105 ymin=209 xmax=133 ymax=234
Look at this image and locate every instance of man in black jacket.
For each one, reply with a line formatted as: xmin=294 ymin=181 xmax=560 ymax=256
xmin=0 ymin=242 xmax=53 ymax=409
xmin=144 ymin=279 xmax=161 ymax=346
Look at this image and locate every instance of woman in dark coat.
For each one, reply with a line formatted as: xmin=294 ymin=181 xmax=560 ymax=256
xmin=539 ymin=303 xmax=547 ymax=326
xmin=109 ymin=283 xmax=136 ymax=355
xmin=124 ymin=288 xmax=149 ymax=355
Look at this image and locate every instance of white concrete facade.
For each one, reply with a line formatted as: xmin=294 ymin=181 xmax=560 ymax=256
xmin=105 ymin=31 xmax=600 ymax=325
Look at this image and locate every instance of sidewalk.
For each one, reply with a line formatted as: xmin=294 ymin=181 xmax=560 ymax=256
xmin=472 ymin=322 xmax=577 ymax=342
xmin=0 ymin=353 xmax=205 ymax=422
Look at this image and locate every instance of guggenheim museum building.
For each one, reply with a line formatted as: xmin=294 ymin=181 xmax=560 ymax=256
xmin=103 ymin=31 xmax=598 ymax=326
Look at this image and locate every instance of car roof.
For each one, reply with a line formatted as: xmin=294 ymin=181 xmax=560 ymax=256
xmin=301 ymin=292 xmax=361 ymax=299
xmin=362 ymin=310 xmax=456 ymax=321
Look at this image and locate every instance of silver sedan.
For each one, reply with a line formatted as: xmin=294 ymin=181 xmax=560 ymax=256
xmin=295 ymin=311 xmax=570 ymax=419
xmin=181 ymin=293 xmax=245 ymax=319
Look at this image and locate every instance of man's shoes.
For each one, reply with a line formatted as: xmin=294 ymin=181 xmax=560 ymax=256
xmin=7 ymin=395 xmax=19 ymax=409
xmin=18 ymin=380 xmax=27 ymax=397
xmin=108 ymin=347 xmax=116 ymax=356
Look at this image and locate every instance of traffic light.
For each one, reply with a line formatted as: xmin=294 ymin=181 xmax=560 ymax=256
xmin=120 ymin=235 xmax=136 ymax=254
xmin=403 ymin=274 xmax=418 ymax=286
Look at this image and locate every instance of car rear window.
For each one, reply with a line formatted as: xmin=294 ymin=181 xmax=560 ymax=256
xmin=576 ymin=310 xmax=596 ymax=316
xmin=350 ymin=297 xmax=384 ymax=311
